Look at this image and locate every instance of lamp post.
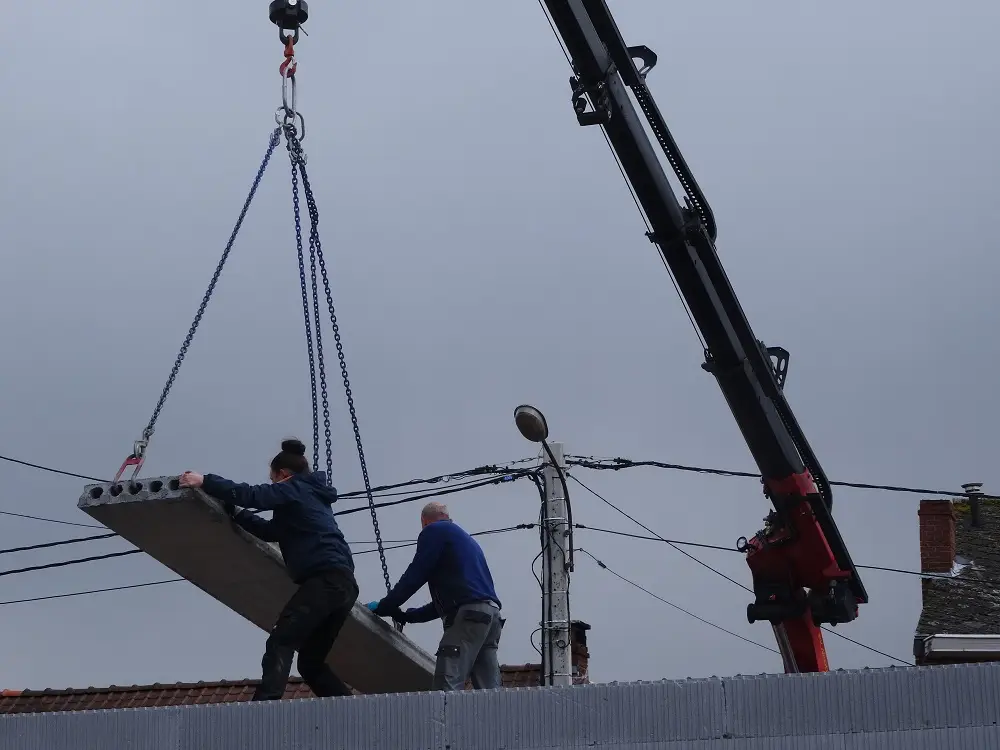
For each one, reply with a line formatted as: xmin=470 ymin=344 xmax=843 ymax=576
xmin=513 ymin=405 xmax=574 ymax=687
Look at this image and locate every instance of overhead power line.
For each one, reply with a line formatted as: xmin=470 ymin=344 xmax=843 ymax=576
xmin=0 ymin=509 xmax=105 ymax=529
xmin=0 ymin=472 xmax=514 ymax=532
xmin=337 ymin=457 xmax=539 ymax=499
xmin=569 ymin=475 xmax=915 ymax=666
xmin=0 ymin=578 xmax=185 ymax=606
xmin=0 ymin=453 xmax=104 ymax=483
xmin=0 ymin=532 xmax=118 ymax=555
xmin=569 ymin=474 xmax=750 ymax=592
xmin=576 ymin=525 xmax=1000 ymax=589
xmin=577 ymin=548 xmax=778 ymax=654
xmin=0 ymin=524 xmax=535 ymax=599
xmin=1 ymin=453 xmax=534 ymax=532
xmin=333 ymin=470 xmax=534 ymax=518
xmin=0 ymin=474 xmax=534 ymax=560
xmin=0 ymin=533 xmax=418 ymax=557
xmin=0 ymin=450 xmax=532 ymax=495
xmin=0 ymin=550 xmax=141 ymax=579
xmin=567 ymin=455 xmax=1000 ymax=501
xmin=573 ymin=523 xmax=737 ymax=553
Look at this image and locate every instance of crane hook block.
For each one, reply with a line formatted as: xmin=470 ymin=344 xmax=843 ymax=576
xmin=269 ymin=0 xmax=309 ymax=30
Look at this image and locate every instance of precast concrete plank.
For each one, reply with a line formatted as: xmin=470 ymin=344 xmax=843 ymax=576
xmin=78 ymin=476 xmax=435 ymax=695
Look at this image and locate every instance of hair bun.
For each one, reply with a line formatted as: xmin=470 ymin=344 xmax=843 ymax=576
xmin=281 ymin=438 xmax=307 ymax=457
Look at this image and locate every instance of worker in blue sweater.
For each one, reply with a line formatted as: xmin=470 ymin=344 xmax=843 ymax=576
xmin=366 ymin=501 xmax=503 ymax=690
xmin=179 ymin=438 xmax=357 ymax=701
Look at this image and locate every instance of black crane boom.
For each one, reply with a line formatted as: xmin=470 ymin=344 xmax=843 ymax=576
xmin=541 ymin=0 xmax=867 ymax=672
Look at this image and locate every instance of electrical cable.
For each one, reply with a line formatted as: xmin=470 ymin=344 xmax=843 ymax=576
xmin=529 ymin=472 xmax=554 ymax=685
xmin=0 ymin=509 xmax=105 ymax=529
xmin=820 ymin=627 xmax=914 ymax=667
xmin=336 ymin=459 xmax=537 ymax=499
xmin=0 ymin=524 xmax=535 ymax=599
xmin=0 ymin=478 xmax=532 ymax=574
xmin=855 ymin=564 xmax=1000 ymax=588
xmin=570 ymin=474 xmax=752 ymax=593
xmin=0 ymin=550 xmax=141 ymax=578
xmin=1 ymin=450 xmax=530 ymax=502
xmin=570 ymin=476 xmax=916 ymax=666
xmin=0 ymin=578 xmax=185 ymax=606
xmin=1 ymin=452 xmax=531 ymax=530
xmin=344 ymin=474 xmax=515 ymax=501
xmin=532 ymin=0 xmax=706 ymax=350
xmin=573 ymin=523 xmax=738 ymax=553
xmin=333 ymin=471 xmax=533 ymax=517
xmin=578 ymin=524 xmax=1000 ymax=590
xmin=577 ymin=548 xmax=778 ymax=654
xmin=538 ymin=448 xmax=575 ymax=682
xmin=0 ymin=533 xmax=409 ymax=557
xmin=567 ymin=455 xmax=1000 ymax=501
xmin=0 ymin=533 xmax=118 ymax=555
xmin=529 ymin=627 xmax=543 ymax=658
xmin=540 ymin=443 xmax=574 ymax=572
xmin=0 ymin=462 xmax=530 ymax=541
xmin=534 ymin=0 xmax=573 ymax=68
xmin=596 ymin=118 xmax=706 ymax=351
xmin=0 ymin=453 xmax=105 ymax=483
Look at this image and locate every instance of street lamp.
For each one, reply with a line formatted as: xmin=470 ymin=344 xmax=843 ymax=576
xmin=513 ymin=403 xmax=575 ymax=687
xmin=513 ymin=405 xmax=569 ymax=519
xmin=514 ymin=404 xmax=549 ymax=443
xmin=512 ymin=406 xmax=572 ymax=552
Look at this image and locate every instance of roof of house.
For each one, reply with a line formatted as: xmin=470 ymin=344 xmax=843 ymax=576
xmin=0 ymin=679 xmax=315 ymax=715
xmin=0 ymin=666 xmax=544 ymax=715
xmin=916 ymin=499 xmax=1000 ymax=636
xmin=1 ymin=664 xmax=998 ymax=749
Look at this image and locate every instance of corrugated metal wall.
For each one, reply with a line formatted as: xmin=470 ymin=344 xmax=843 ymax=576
xmin=2 ymin=663 xmax=998 ymax=749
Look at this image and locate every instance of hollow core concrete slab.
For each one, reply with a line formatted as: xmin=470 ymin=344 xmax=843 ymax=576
xmin=78 ymin=476 xmax=435 ymax=695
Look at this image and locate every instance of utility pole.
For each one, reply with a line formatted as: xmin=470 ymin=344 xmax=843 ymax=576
xmin=540 ymin=441 xmax=573 ymax=686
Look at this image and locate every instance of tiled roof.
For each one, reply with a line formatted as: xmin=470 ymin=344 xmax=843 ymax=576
xmin=0 ymin=679 xmax=316 ymax=715
xmin=0 ymin=666 xmax=543 ymax=715
xmin=917 ymin=499 xmax=1000 ymax=637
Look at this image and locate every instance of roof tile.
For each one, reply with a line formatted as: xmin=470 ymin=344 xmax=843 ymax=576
xmin=0 ymin=665 xmax=545 ymax=715
xmin=0 ymin=678 xmax=317 ymax=715
xmin=917 ymin=499 xmax=1000 ymax=637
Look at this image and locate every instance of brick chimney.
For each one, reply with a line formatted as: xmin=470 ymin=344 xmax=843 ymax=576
xmin=918 ymin=499 xmax=956 ymax=573
xmin=570 ymin=620 xmax=591 ymax=685
xmin=493 ymin=621 xmax=593 ymax=689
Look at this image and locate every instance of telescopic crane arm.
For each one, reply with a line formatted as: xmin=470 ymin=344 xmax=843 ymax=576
xmin=540 ymin=0 xmax=867 ymax=672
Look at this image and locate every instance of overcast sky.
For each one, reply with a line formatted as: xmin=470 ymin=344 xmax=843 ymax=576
xmin=1 ymin=0 xmax=998 ymax=691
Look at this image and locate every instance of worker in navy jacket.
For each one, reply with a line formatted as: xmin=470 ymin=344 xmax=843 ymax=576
xmin=179 ymin=438 xmax=357 ymax=701
xmin=367 ymin=502 xmax=503 ymax=690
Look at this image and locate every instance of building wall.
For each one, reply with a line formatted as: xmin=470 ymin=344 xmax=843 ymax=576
xmin=2 ymin=663 xmax=998 ymax=749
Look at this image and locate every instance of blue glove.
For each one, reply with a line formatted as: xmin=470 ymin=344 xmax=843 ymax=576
xmin=366 ymin=600 xmax=380 ymax=613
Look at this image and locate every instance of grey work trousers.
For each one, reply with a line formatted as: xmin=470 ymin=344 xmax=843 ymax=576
xmin=434 ymin=601 xmax=504 ymax=691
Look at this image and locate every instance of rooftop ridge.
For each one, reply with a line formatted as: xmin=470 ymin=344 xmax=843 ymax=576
xmin=1 ymin=663 xmax=551 ymax=699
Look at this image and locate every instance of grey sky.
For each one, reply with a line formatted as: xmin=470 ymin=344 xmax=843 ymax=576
xmin=1 ymin=0 xmax=998 ymax=690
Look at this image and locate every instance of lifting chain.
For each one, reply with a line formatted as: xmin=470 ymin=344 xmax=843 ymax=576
xmin=113 ymin=128 xmax=282 ymax=487
xmin=113 ymin=1 xmax=397 ymax=621
xmin=285 ymin=126 xmax=396 ymax=605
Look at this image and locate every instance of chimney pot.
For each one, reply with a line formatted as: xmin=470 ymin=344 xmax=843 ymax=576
xmin=962 ymin=482 xmax=984 ymax=527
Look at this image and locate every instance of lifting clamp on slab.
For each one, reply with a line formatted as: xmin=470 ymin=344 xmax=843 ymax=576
xmin=112 ymin=433 xmax=150 ymax=489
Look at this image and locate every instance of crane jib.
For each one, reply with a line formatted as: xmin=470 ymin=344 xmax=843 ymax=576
xmin=540 ymin=0 xmax=867 ymax=673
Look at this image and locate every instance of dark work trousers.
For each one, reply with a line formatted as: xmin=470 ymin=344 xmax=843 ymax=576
xmin=434 ymin=601 xmax=504 ymax=691
xmin=253 ymin=567 xmax=360 ymax=701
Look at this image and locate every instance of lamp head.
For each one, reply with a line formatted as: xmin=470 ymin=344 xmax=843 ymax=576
xmin=514 ymin=404 xmax=549 ymax=443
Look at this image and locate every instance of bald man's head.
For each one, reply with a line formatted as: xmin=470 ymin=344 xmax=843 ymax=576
xmin=420 ymin=501 xmax=450 ymax=528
